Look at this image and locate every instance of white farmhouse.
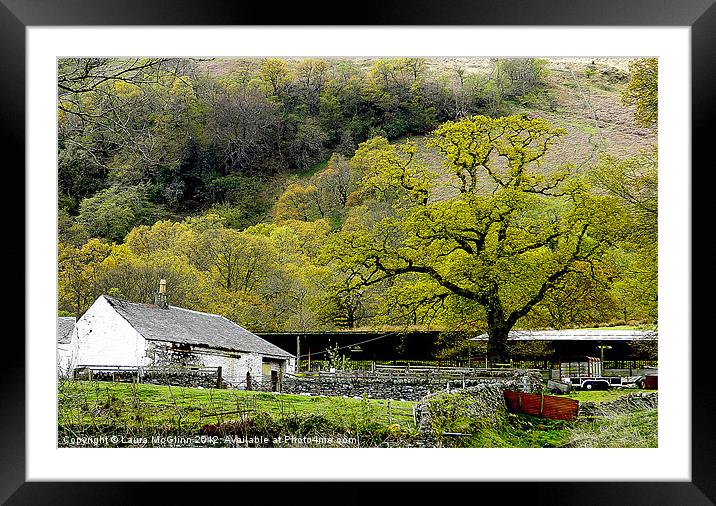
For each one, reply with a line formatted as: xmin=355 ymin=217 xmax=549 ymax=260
xmin=74 ymin=289 xmax=295 ymax=388
xmin=57 ymin=316 xmax=77 ymax=377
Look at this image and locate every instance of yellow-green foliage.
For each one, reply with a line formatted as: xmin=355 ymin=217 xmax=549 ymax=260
xmin=323 ymin=115 xmax=640 ymax=358
xmin=58 ymin=56 xmax=657 ymax=342
xmin=622 ymin=58 xmax=658 ymax=127
xmin=58 ymin=216 xmax=330 ymax=332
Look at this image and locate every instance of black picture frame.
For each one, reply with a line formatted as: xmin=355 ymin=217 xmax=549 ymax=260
xmin=4 ymin=0 xmax=712 ymax=504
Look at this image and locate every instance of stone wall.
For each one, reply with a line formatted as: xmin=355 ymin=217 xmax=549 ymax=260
xmin=578 ymin=391 xmax=658 ymax=418
xmin=141 ymin=367 xmax=221 ymax=389
xmin=73 ymin=366 xmax=223 ymax=389
xmin=281 ymin=370 xmax=543 ymax=401
xmin=413 ymin=384 xmax=510 ymax=446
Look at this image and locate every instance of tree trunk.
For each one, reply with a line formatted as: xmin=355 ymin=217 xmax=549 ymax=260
xmin=487 ymin=326 xmax=510 ymax=365
xmin=346 ymin=307 xmax=355 ymax=329
xmin=486 ymin=297 xmax=510 ymax=365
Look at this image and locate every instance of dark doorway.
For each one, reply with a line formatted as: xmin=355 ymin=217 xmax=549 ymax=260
xmin=271 ymin=370 xmax=279 ymax=391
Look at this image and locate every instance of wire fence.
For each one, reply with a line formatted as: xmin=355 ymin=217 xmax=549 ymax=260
xmin=57 ymin=379 xmax=420 ymax=447
xmin=602 ymin=360 xmax=658 ymax=370
xmin=301 ymin=358 xmax=657 ymax=372
xmin=302 ymin=358 xmax=485 ymax=371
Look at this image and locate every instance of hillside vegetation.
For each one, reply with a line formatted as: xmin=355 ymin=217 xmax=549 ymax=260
xmin=58 ymin=57 xmax=657 ymax=363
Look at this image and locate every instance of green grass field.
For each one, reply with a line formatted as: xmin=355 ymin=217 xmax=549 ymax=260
xmin=60 ymin=380 xmax=416 ymax=425
xmin=563 ymin=389 xmax=641 ymax=403
xmin=58 ymin=380 xmax=657 ymax=448
xmin=565 ymin=409 xmax=658 ymax=448
xmin=58 ymin=380 xmax=417 ymax=447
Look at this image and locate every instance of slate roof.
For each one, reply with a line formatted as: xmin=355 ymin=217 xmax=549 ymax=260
xmin=103 ymin=296 xmax=293 ymax=359
xmin=57 ymin=317 xmax=76 ymax=344
xmin=470 ymin=329 xmax=657 ymax=341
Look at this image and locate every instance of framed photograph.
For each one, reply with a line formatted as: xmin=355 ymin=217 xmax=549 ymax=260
xmin=7 ymin=0 xmax=713 ymax=503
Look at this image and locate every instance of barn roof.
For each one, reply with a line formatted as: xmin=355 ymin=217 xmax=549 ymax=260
xmin=470 ymin=329 xmax=657 ymax=341
xmin=57 ymin=316 xmax=76 ymax=344
xmin=103 ymin=296 xmax=293 ymax=359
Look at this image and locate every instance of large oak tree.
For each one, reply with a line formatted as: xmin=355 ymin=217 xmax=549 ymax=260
xmin=326 ymin=115 xmax=628 ymax=363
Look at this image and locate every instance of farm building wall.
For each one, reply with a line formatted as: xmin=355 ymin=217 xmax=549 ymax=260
xmin=195 ymin=349 xmax=263 ymax=387
xmin=75 ymin=296 xmax=147 ymax=367
xmin=145 ymin=342 xmax=265 ymax=388
xmin=261 ymin=357 xmax=287 ymax=384
xmin=57 ymin=327 xmax=78 ymax=377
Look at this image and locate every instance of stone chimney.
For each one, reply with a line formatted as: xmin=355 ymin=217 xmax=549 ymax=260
xmin=154 ymin=279 xmax=168 ymax=308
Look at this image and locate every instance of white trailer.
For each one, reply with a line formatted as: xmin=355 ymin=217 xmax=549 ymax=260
xmin=557 ymin=356 xmax=644 ymax=391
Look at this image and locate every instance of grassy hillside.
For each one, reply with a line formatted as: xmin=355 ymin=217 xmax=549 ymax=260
xmin=530 ymin=60 xmax=656 ymax=162
xmin=291 ymin=57 xmax=655 ymax=201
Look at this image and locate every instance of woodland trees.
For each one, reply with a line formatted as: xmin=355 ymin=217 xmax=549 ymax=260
xmin=591 ymin=148 xmax=658 ymax=322
xmin=621 ymin=58 xmax=658 ymax=127
xmin=57 ymin=57 xmax=657 ymax=364
xmin=58 ymin=56 xmax=553 ymax=243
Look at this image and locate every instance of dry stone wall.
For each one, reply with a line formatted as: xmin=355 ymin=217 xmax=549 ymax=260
xmin=281 ymin=370 xmax=543 ymax=401
xmin=413 ymin=383 xmax=510 ymax=446
xmin=578 ymin=391 xmax=658 ymax=418
xmin=140 ymin=368 xmax=221 ymax=389
xmin=74 ymin=366 xmax=222 ymax=389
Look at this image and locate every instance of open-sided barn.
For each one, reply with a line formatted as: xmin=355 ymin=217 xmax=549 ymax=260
xmin=470 ymin=329 xmax=658 ymax=366
xmin=259 ymin=328 xmax=657 ymax=370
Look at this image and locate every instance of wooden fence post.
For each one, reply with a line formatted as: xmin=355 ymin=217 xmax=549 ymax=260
xmin=216 ymin=366 xmax=223 ymax=389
